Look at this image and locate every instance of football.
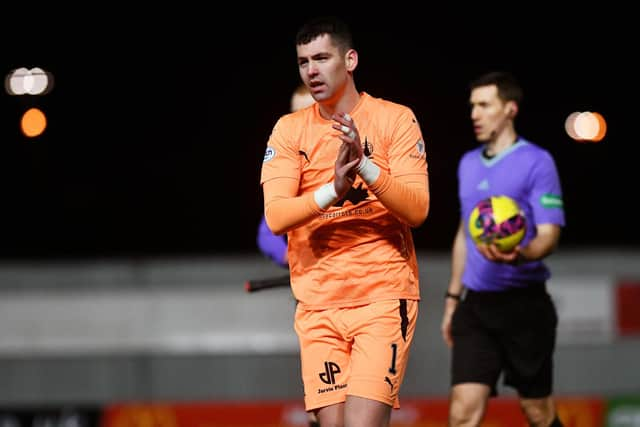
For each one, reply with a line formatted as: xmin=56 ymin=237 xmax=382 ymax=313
xmin=468 ymin=195 xmax=526 ymax=252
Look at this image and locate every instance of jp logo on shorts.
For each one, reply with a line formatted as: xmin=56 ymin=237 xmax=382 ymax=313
xmin=319 ymin=361 xmax=341 ymax=385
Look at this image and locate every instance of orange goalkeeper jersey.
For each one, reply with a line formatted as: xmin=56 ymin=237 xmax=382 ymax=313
xmin=261 ymin=92 xmax=429 ymax=310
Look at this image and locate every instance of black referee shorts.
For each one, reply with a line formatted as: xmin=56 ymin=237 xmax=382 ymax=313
xmin=450 ymin=284 xmax=558 ymax=398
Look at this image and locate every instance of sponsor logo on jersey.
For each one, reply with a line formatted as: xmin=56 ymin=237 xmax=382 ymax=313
xmin=540 ymin=193 xmax=563 ymax=208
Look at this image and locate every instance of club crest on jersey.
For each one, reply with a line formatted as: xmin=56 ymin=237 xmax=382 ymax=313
xmin=363 ymin=137 xmax=374 ymax=157
xmin=263 ymin=146 xmax=276 ymax=162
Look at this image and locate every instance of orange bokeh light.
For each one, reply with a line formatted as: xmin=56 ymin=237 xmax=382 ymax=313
xmin=21 ymin=107 xmax=47 ymax=138
xmin=590 ymin=112 xmax=607 ymax=142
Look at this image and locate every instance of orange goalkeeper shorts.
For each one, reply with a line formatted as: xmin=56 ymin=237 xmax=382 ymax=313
xmin=294 ymin=298 xmax=418 ymax=411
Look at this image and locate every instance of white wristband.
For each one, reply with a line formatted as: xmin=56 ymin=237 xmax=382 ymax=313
xmin=356 ymin=156 xmax=380 ymax=185
xmin=314 ymin=182 xmax=339 ymax=209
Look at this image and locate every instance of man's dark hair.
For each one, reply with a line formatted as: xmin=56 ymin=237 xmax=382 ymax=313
xmin=295 ymin=16 xmax=353 ymax=54
xmin=470 ymin=71 xmax=523 ymax=105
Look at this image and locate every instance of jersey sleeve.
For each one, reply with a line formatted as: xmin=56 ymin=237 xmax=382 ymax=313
xmin=388 ymin=107 xmax=429 ymax=181
xmin=368 ymin=106 xmax=429 ymax=227
xmin=260 ymin=117 xmax=300 ymax=185
xmin=528 ymin=149 xmax=565 ymax=226
xmin=260 ymin=116 xmax=323 ymax=235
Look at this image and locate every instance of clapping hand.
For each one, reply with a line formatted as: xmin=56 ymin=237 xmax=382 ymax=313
xmin=332 ymin=112 xmax=363 ymax=198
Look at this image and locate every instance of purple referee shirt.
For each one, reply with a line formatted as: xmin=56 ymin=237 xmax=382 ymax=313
xmin=458 ymin=137 xmax=565 ymax=291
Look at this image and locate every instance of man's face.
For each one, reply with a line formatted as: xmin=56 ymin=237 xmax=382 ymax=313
xmin=296 ymin=34 xmax=349 ymax=105
xmin=469 ymin=84 xmax=512 ymax=142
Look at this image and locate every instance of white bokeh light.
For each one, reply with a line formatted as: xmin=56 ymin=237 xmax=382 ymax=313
xmin=5 ymin=67 xmax=52 ymax=95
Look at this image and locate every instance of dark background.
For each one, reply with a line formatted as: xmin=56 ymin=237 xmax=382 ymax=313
xmin=0 ymin=8 xmax=634 ymax=259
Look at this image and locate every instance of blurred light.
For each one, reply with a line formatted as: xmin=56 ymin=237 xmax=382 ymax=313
xmin=6 ymin=67 xmax=29 ymax=95
xmin=564 ymin=110 xmax=607 ymax=143
xmin=590 ymin=112 xmax=607 ymax=142
xmin=5 ymin=67 xmax=53 ymax=95
xmin=575 ymin=112 xmax=599 ymax=140
xmin=26 ymin=67 xmax=49 ymax=94
xmin=20 ymin=107 xmax=47 ymax=138
xmin=564 ymin=112 xmax=580 ymax=140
